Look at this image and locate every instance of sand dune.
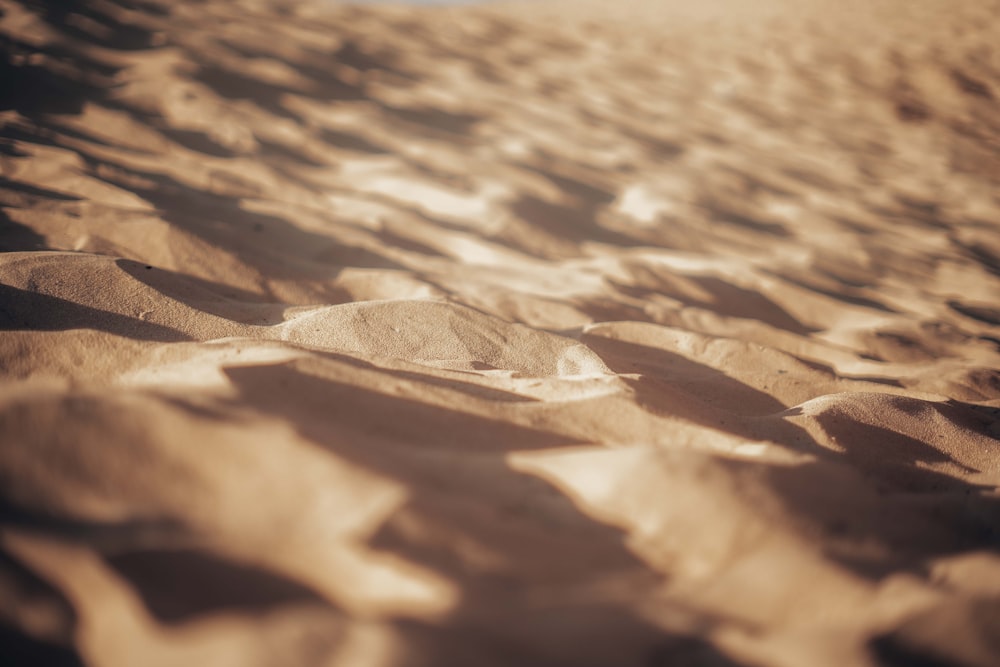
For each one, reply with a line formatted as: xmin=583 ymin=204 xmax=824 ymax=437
xmin=2 ymin=0 xmax=999 ymax=665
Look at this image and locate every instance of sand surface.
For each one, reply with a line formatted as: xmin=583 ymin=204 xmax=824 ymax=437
xmin=2 ymin=0 xmax=1000 ymax=665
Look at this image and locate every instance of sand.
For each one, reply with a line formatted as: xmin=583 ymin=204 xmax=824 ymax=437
xmin=1 ymin=0 xmax=999 ymax=665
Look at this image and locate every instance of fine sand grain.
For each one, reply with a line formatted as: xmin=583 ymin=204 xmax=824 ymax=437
xmin=1 ymin=0 xmax=999 ymax=665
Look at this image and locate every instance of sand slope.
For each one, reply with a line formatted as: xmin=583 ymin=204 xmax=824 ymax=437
xmin=2 ymin=0 xmax=1000 ymax=665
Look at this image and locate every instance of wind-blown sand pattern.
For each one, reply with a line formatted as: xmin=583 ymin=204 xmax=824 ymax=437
xmin=2 ymin=0 xmax=1000 ymax=665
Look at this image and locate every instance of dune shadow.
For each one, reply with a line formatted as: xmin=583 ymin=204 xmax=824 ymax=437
xmin=867 ymin=595 xmax=1000 ymax=667
xmin=157 ymin=127 xmax=245 ymax=159
xmin=77 ymin=151 xmax=406 ymax=282
xmin=115 ymin=259 xmax=291 ymax=324
xmin=0 ymin=0 xmax=172 ymax=125
xmin=948 ymin=300 xmax=1000 ymax=326
xmin=304 ymin=350 xmax=541 ymax=404
xmin=684 ymin=276 xmax=814 ymax=335
xmin=220 ymin=360 xmax=745 ymax=666
xmin=0 ymin=548 xmax=81 ymax=667
xmin=25 ymin=0 xmax=165 ymax=51
xmin=767 ymin=397 xmax=1000 ymax=576
xmin=0 ymin=282 xmax=191 ymax=341
xmin=379 ymin=103 xmax=484 ymax=139
xmin=0 ymin=502 xmax=344 ymax=651
xmin=607 ymin=274 xmax=815 ymax=336
xmin=583 ymin=334 xmax=1000 ymax=579
xmin=0 ymin=0 xmax=524 ymax=297
xmin=0 ymin=624 xmax=84 ymax=667
xmin=761 ymin=268 xmax=899 ymax=314
xmin=506 ymin=194 xmax=643 ymax=259
xmin=0 ymin=208 xmax=47 ymax=252
xmin=0 ymin=120 xmax=110 ymax=155
xmin=0 ymin=33 xmax=121 ymax=117
xmin=224 ymin=361 xmax=577 ymax=453
xmin=1 ymin=113 xmax=429 ymax=291
xmin=191 ymin=64 xmax=320 ymax=123
xmin=955 ymin=238 xmax=1000 ymax=278
xmin=762 ymin=456 xmax=1000 ymax=580
xmin=1 ymin=177 xmax=83 ymax=203
xmin=698 ymin=197 xmax=791 ymax=238
xmin=319 ymin=127 xmax=392 ymax=155
xmin=623 ymin=129 xmax=686 ymax=161
xmin=810 ymin=410 xmax=982 ymax=492
xmin=582 ymin=334 xmax=794 ymax=418
xmin=104 ymin=548 xmax=337 ymax=624
xmin=0 ymin=499 xmax=188 ymax=549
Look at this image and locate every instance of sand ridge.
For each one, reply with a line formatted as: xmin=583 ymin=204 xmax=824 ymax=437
xmin=1 ymin=0 xmax=1000 ymax=665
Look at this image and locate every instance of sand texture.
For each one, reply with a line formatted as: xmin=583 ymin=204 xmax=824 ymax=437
xmin=2 ymin=0 xmax=1000 ymax=665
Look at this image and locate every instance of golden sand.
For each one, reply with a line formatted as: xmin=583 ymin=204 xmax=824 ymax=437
xmin=1 ymin=0 xmax=999 ymax=665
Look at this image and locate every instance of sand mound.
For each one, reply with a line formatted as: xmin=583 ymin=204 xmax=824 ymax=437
xmin=2 ymin=0 xmax=999 ymax=665
xmin=280 ymin=299 xmax=610 ymax=375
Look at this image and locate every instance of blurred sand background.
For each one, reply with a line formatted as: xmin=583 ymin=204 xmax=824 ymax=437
xmin=1 ymin=0 xmax=1000 ymax=665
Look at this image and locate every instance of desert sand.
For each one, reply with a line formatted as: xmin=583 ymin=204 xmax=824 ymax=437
xmin=1 ymin=0 xmax=999 ymax=665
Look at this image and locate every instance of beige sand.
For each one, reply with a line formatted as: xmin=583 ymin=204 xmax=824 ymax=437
xmin=1 ymin=0 xmax=999 ymax=665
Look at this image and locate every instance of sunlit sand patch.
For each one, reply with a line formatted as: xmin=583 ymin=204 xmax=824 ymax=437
xmin=354 ymin=175 xmax=505 ymax=225
xmin=613 ymin=182 xmax=675 ymax=227
xmin=117 ymin=340 xmax=306 ymax=390
xmin=433 ymin=233 xmax=526 ymax=265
